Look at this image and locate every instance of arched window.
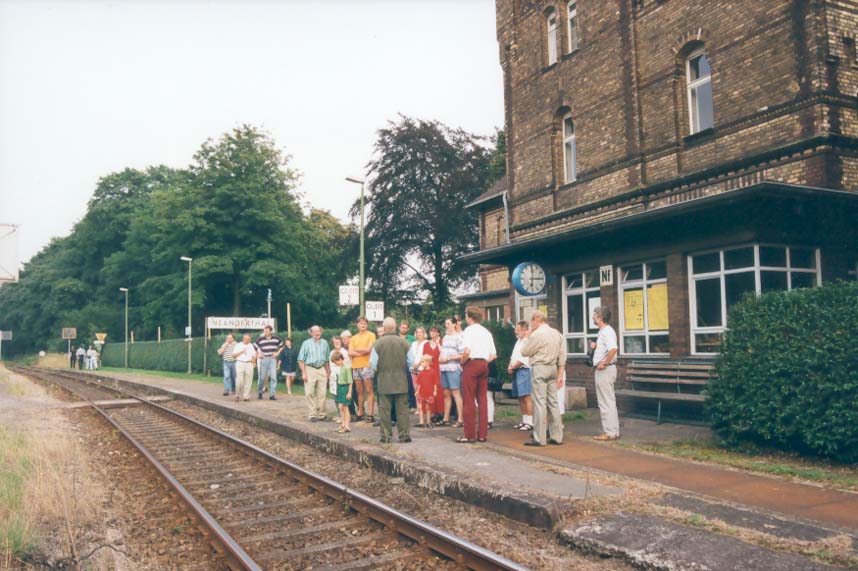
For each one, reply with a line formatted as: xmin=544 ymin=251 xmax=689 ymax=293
xmin=567 ymin=1 xmax=579 ymax=53
xmin=546 ymin=9 xmax=559 ymax=66
xmin=687 ymin=49 xmax=714 ymax=133
xmin=562 ymin=113 xmax=576 ymax=183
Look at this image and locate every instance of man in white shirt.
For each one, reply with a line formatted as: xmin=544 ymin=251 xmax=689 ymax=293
xmin=458 ymin=307 xmax=497 ymax=443
xmin=86 ymin=346 xmax=98 ymax=370
xmin=232 ymin=333 xmax=257 ymax=402
xmin=590 ymin=306 xmax=620 ymax=440
xmin=507 ymin=320 xmax=533 ymax=431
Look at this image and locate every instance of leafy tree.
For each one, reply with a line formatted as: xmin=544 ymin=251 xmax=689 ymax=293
xmin=354 ymin=116 xmax=492 ymax=309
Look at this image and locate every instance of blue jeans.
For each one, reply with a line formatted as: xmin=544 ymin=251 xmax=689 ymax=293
xmin=223 ymin=361 xmax=236 ymax=393
xmin=258 ymin=357 xmax=277 ymax=396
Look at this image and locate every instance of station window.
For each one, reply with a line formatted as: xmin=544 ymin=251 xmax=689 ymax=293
xmin=562 ymin=269 xmax=599 ymax=354
xmin=689 ymin=244 xmax=821 ymax=354
xmin=567 ymin=1 xmax=579 ymax=53
xmin=618 ymin=260 xmax=669 ymax=355
xmin=562 ymin=114 xmax=576 ymax=183
xmin=516 ymin=291 xmax=547 ymax=323
xmin=687 ymin=49 xmax=714 ymax=134
xmin=546 ymin=9 xmax=559 ymax=66
xmin=485 ymin=305 xmax=504 ymax=322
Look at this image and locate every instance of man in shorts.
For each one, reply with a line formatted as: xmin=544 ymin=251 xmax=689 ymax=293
xmin=349 ymin=316 xmax=376 ymax=422
xmin=507 ymin=320 xmax=533 ymax=431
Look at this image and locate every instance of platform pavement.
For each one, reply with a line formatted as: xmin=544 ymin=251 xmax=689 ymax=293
xmin=69 ymin=369 xmax=857 ymax=569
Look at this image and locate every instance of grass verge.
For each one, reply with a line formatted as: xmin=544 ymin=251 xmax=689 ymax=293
xmin=0 ymin=427 xmax=33 ymax=564
xmin=622 ymin=438 xmax=858 ymax=492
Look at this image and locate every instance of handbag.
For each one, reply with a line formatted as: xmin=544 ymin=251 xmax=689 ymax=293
xmin=487 ymin=360 xmax=504 ymax=392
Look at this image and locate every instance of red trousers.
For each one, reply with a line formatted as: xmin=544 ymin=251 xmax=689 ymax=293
xmin=461 ymin=359 xmax=488 ymax=441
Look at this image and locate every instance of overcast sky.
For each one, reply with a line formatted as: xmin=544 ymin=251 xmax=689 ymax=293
xmin=0 ymin=0 xmax=503 ymax=265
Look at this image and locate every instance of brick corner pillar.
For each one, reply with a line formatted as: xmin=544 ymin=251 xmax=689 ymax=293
xmin=666 ymin=253 xmax=691 ymax=359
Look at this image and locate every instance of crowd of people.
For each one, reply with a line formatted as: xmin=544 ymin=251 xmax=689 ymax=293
xmin=214 ymin=304 xmax=621 ymax=445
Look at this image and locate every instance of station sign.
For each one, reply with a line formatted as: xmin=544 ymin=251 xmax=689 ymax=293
xmin=365 ymin=301 xmax=384 ymax=322
xmin=0 ymin=331 xmax=11 ymax=341
xmin=338 ymin=285 xmax=359 ymax=306
xmin=62 ymin=327 xmax=77 ymax=340
xmin=206 ymin=317 xmax=276 ymax=330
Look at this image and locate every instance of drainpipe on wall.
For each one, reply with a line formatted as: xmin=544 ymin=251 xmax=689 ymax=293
xmin=501 ymin=190 xmax=511 ymax=244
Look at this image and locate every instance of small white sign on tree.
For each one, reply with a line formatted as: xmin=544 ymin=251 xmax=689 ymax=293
xmin=338 ymin=285 xmax=359 ymax=306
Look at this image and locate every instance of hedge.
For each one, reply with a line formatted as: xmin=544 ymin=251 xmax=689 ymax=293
xmin=707 ymin=281 xmax=858 ymax=463
xmin=101 ymin=320 xmax=520 ymax=383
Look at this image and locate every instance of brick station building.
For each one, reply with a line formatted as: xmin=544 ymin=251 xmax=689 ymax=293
xmin=464 ymin=0 xmax=858 ymax=407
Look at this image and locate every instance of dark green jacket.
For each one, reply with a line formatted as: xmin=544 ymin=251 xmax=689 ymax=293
xmin=374 ymin=333 xmax=410 ymax=394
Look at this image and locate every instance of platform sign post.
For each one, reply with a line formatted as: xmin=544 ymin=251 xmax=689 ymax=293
xmin=62 ymin=327 xmax=77 ymax=357
xmin=0 ymin=330 xmax=11 ymax=361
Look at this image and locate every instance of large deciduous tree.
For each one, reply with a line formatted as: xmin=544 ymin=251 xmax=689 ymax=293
xmin=355 ymin=116 xmax=492 ymax=309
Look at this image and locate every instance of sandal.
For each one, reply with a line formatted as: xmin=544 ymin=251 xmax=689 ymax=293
xmin=478 ymin=438 xmax=487 ymax=442
xmin=519 ymin=423 xmax=533 ymax=431
xmin=435 ymin=420 xmax=449 ymax=426
xmin=513 ymin=422 xmax=523 ymax=429
xmin=365 ymin=416 xmax=375 ymax=423
xmin=455 ymin=436 xmax=474 ymax=443
xmin=453 ymin=422 xmax=464 ymax=428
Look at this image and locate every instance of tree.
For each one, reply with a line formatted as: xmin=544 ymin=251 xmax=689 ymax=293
xmin=354 ymin=116 xmax=492 ymax=309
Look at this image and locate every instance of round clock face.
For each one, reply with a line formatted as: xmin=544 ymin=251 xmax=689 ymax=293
xmin=513 ymin=262 xmax=546 ymax=295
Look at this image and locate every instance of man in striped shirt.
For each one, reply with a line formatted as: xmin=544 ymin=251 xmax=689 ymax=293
xmin=298 ymin=325 xmax=331 ymax=421
xmin=255 ymin=326 xmax=283 ymax=400
xmin=218 ymin=333 xmax=237 ymax=396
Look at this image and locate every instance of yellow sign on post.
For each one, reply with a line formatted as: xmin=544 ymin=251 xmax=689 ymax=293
xmin=95 ymin=333 xmax=107 ymax=342
xmin=623 ymin=289 xmax=644 ymax=330
xmin=647 ymin=284 xmax=669 ymax=330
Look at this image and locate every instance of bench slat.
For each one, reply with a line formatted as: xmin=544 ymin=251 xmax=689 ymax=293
xmin=627 ymin=369 xmax=714 ymax=378
xmin=627 ymin=376 xmax=708 ymax=386
xmin=628 ymin=362 xmax=715 ymax=371
xmin=616 ymin=389 xmax=706 ymax=403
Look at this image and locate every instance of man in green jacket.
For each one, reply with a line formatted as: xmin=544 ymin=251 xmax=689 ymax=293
xmin=370 ymin=317 xmax=413 ymax=443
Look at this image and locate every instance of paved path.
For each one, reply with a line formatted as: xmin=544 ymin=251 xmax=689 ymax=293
xmin=489 ymin=429 xmax=858 ymax=531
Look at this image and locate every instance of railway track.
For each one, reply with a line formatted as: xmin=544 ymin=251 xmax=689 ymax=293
xmin=19 ymin=367 xmax=530 ymax=571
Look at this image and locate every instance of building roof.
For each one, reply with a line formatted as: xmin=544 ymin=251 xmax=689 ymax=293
xmin=460 ymin=181 xmax=858 ymax=265
xmin=465 ymin=175 xmax=508 ymax=209
xmin=455 ymin=288 xmax=510 ymax=302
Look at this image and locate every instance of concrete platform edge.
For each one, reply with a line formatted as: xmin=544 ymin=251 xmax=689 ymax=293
xmin=94 ymin=374 xmax=564 ymax=530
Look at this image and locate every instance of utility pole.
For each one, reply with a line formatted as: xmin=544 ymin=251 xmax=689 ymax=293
xmin=346 ymin=176 xmax=366 ymax=316
xmin=181 ymin=256 xmax=193 ymax=374
xmin=119 ymin=288 xmax=129 ymax=368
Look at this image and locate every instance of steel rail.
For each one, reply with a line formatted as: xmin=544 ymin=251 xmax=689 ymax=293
xmin=19 ymin=368 xmax=261 ymax=571
xmin=28 ymin=368 xmax=531 ymax=571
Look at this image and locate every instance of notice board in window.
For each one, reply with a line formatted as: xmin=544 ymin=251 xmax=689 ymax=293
xmin=647 ymin=283 xmax=669 ymax=330
xmin=623 ymin=289 xmax=644 ymax=330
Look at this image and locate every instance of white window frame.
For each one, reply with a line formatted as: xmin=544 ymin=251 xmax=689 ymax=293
xmin=617 ymin=260 xmax=670 ymax=356
xmin=561 ymin=270 xmax=600 ymax=355
xmin=567 ymin=1 xmax=579 ymax=53
xmin=688 ymin=244 xmax=822 ymax=355
xmin=485 ymin=304 xmax=504 ymax=323
xmin=562 ymin=113 xmax=576 ymax=183
xmin=547 ymin=9 xmax=559 ymax=66
xmin=686 ymin=48 xmax=714 ymax=134
xmin=515 ymin=291 xmax=547 ymax=324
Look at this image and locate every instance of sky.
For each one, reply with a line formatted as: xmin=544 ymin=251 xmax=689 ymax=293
xmin=0 ymin=0 xmax=504 ymax=266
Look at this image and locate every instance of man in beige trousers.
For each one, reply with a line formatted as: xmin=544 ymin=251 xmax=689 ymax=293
xmin=521 ymin=310 xmax=566 ymax=446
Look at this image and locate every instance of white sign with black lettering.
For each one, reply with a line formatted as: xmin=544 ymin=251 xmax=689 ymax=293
xmin=365 ymin=301 xmax=384 ymax=322
xmin=599 ymin=265 xmax=614 ymax=286
xmin=206 ymin=317 xmax=276 ymax=330
xmin=338 ymin=285 xmax=359 ymax=306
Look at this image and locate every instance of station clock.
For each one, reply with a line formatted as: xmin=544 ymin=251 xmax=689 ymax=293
xmin=512 ymin=261 xmax=547 ymax=296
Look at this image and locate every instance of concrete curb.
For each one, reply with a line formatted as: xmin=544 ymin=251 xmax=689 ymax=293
xmin=93 ymin=374 xmax=566 ymax=530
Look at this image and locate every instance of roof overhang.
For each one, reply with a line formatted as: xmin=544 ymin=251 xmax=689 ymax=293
xmin=460 ymin=182 xmax=858 ymax=265
xmin=455 ymin=289 xmax=510 ymax=302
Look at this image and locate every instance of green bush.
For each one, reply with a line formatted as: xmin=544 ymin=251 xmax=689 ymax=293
xmin=708 ymin=281 xmax=858 ymax=463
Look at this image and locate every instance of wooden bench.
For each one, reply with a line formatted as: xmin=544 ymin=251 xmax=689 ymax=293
xmin=616 ymin=361 xmax=716 ymax=423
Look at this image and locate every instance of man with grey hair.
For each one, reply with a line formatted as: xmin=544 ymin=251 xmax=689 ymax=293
xmin=521 ymin=310 xmax=566 ymax=446
xmin=591 ymin=306 xmax=619 ymax=440
xmin=370 ymin=317 xmax=413 ymax=443
xmin=298 ymin=325 xmax=331 ymax=421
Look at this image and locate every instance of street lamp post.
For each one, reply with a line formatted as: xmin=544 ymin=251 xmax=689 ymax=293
xmin=180 ymin=256 xmax=193 ymax=374
xmin=119 ymin=288 xmax=129 ymax=368
xmin=345 ymin=176 xmax=365 ymax=316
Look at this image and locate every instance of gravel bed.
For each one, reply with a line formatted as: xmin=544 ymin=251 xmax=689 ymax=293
xmin=161 ymin=400 xmax=634 ymax=571
xmin=68 ymin=408 xmax=230 ymax=570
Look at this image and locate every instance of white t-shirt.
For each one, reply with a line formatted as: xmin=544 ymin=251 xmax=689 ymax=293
xmin=232 ymin=342 xmax=256 ymax=363
xmin=509 ymin=337 xmax=530 ymax=369
xmin=462 ymin=323 xmax=497 ymax=360
xmin=592 ymin=325 xmax=618 ymax=367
